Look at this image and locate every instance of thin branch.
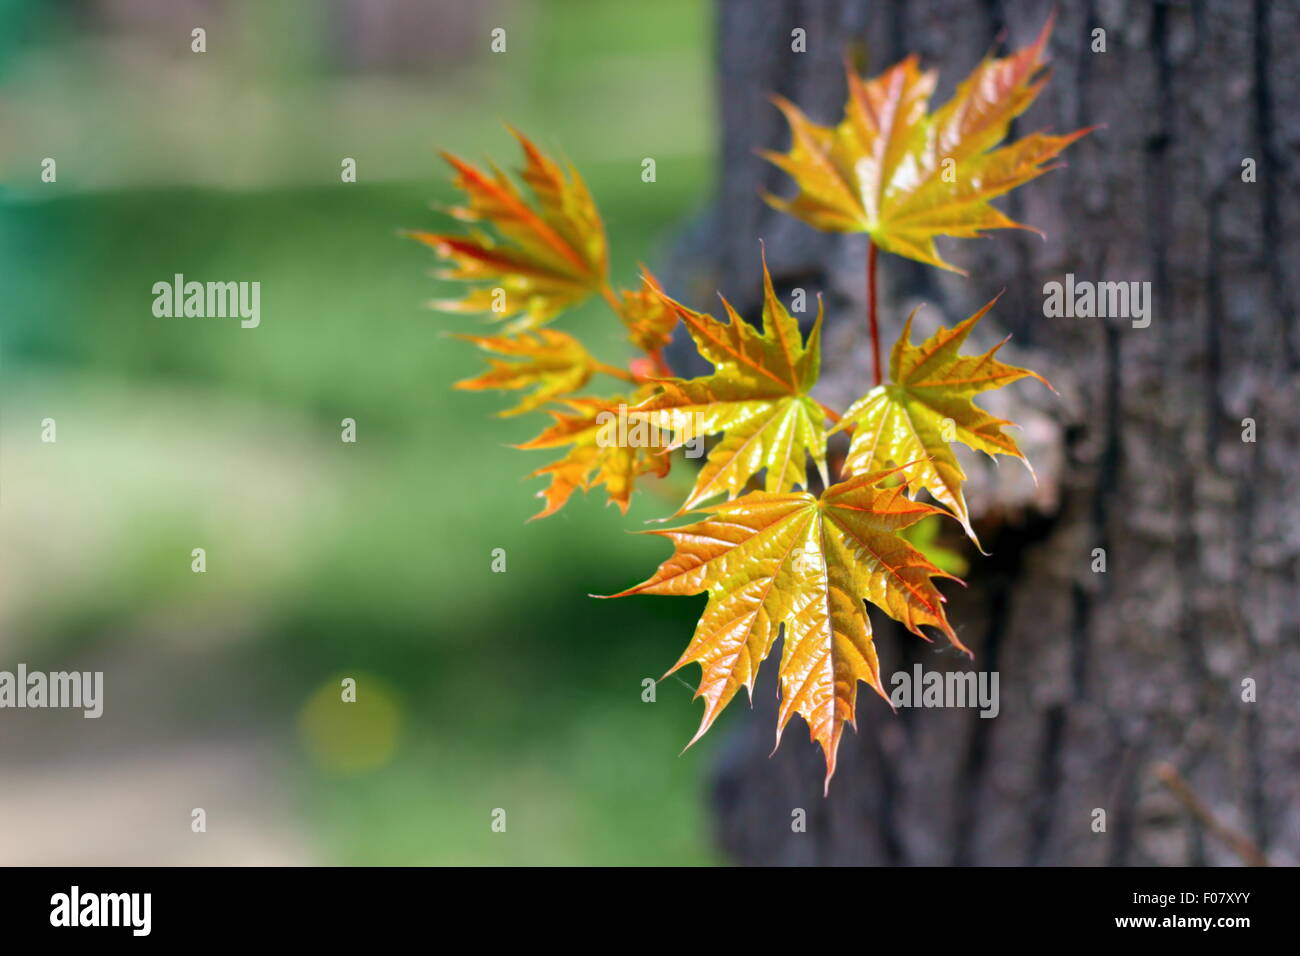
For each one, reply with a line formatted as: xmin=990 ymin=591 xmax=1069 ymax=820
xmin=867 ymin=240 xmax=882 ymax=387
xmin=1154 ymin=762 xmax=1271 ymax=866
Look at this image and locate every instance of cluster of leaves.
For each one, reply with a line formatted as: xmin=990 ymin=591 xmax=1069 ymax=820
xmin=412 ymin=17 xmax=1087 ymax=789
xmin=408 ymin=127 xmax=678 ymax=519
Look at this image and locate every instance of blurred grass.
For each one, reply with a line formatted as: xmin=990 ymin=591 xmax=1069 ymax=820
xmin=0 ymin=0 xmax=727 ymax=864
xmin=2 ymin=157 xmax=728 ymax=864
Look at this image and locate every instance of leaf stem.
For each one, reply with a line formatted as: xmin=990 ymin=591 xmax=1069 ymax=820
xmin=600 ymin=281 xmax=673 ymax=378
xmin=592 ymin=361 xmax=640 ymax=383
xmin=599 ymin=284 xmax=621 ymax=313
xmin=816 ymin=400 xmax=842 ymax=424
xmin=867 ymin=240 xmax=882 ymax=387
xmin=647 ymin=347 xmax=672 ymax=378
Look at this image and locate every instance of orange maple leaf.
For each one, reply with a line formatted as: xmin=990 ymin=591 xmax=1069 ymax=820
xmin=453 ymin=329 xmax=597 ymax=417
xmin=409 ymin=129 xmax=608 ymax=329
xmin=516 ymin=392 xmax=670 ymax=519
xmin=608 ymin=468 xmax=962 ymax=791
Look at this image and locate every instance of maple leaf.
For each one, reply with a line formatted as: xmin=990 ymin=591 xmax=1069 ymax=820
xmin=409 ymin=129 xmax=608 ymax=329
xmin=607 ymin=468 xmax=962 ymax=790
xmin=832 ymin=295 xmax=1051 ymax=545
xmin=760 ymin=14 xmax=1091 ymax=273
xmin=633 ymin=252 xmax=830 ymax=512
xmin=453 ymin=329 xmax=597 ymax=417
xmin=516 ymin=392 xmax=670 ymax=520
xmin=617 ymin=281 xmax=679 ymax=353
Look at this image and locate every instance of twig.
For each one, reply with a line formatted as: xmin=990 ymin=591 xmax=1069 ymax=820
xmin=1154 ymin=762 xmax=1270 ymax=866
xmin=867 ymin=240 xmax=882 ymax=386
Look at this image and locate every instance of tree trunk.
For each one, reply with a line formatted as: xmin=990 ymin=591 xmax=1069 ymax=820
xmin=671 ymin=0 xmax=1300 ymax=866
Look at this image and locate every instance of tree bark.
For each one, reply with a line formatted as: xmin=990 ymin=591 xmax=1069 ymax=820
xmin=672 ymin=0 xmax=1300 ymax=866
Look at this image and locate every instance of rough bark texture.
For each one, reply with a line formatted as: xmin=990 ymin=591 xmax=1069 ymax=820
xmin=668 ymin=0 xmax=1299 ymax=866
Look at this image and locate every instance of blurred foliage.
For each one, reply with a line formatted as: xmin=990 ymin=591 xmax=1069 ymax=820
xmin=1 ymin=0 xmax=723 ymax=864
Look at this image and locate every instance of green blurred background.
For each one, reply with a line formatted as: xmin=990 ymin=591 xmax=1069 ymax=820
xmin=0 ymin=0 xmax=723 ymax=864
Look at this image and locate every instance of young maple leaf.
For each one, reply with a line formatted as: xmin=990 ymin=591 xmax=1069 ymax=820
xmin=607 ymin=468 xmax=962 ymax=791
xmin=453 ymin=329 xmax=596 ymax=417
xmin=516 ymin=392 xmax=670 ymax=520
xmin=408 ymin=128 xmax=608 ymax=329
xmin=634 ymin=251 xmax=830 ymax=512
xmin=760 ymin=14 xmax=1092 ymax=273
xmin=617 ymin=282 xmax=679 ymax=353
xmin=831 ymin=295 xmax=1051 ymax=545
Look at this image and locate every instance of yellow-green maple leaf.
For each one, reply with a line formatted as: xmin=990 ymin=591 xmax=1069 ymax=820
xmin=607 ymin=468 xmax=962 ymax=790
xmin=634 ymin=253 xmax=830 ymax=512
xmin=453 ymin=329 xmax=596 ymax=417
xmin=761 ymin=14 xmax=1091 ymax=273
xmin=832 ymin=296 xmax=1051 ymax=545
